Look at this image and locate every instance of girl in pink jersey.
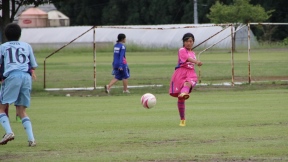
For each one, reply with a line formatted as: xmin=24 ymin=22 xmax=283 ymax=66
xmin=169 ymin=33 xmax=203 ymax=126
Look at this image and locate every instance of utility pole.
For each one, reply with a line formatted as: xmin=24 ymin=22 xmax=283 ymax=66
xmin=194 ymin=0 xmax=198 ymax=24
xmin=1 ymin=0 xmax=10 ymax=43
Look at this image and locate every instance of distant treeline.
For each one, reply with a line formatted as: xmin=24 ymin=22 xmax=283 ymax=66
xmin=54 ymin=0 xmax=288 ymax=41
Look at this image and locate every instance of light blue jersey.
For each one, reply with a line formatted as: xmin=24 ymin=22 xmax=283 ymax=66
xmin=0 ymin=41 xmax=38 ymax=77
xmin=0 ymin=41 xmax=38 ymax=107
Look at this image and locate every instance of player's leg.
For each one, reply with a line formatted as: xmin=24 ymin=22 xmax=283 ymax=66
xmin=106 ymin=68 xmax=125 ymax=94
xmin=105 ymin=78 xmax=118 ymax=94
xmin=16 ymin=106 xmax=36 ymax=146
xmin=122 ymin=79 xmax=129 ymax=93
xmin=0 ymin=104 xmax=14 ymax=145
xmin=4 ymin=104 xmax=9 ymax=117
xmin=178 ymin=99 xmax=186 ymax=126
xmin=122 ymin=66 xmax=130 ymax=93
xmin=178 ymin=78 xmax=197 ymax=100
xmin=3 ymin=99 xmax=21 ymax=122
xmin=15 ymin=72 xmax=36 ymax=146
xmin=178 ymin=82 xmax=191 ymax=100
xmin=3 ymin=104 xmax=21 ymax=122
xmin=0 ymin=77 xmax=18 ymax=145
xmin=178 ymin=80 xmax=197 ymax=126
xmin=16 ymin=112 xmax=22 ymax=122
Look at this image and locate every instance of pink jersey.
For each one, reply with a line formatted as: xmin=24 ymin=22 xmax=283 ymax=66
xmin=169 ymin=47 xmax=198 ymax=97
xmin=176 ymin=47 xmax=197 ymax=70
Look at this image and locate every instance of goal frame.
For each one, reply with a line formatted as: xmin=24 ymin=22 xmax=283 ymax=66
xmin=43 ymin=22 xmax=287 ymax=90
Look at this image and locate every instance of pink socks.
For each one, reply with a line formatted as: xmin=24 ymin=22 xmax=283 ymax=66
xmin=177 ymin=99 xmax=185 ymax=120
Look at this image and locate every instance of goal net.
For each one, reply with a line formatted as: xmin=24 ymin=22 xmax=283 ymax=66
xmin=33 ymin=23 xmax=287 ymax=90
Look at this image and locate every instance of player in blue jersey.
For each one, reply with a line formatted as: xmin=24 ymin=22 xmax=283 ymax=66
xmin=0 ymin=64 xmax=10 ymax=118
xmin=0 ymin=23 xmax=38 ymax=146
xmin=0 ymin=64 xmax=36 ymax=123
xmin=105 ymin=33 xmax=130 ymax=94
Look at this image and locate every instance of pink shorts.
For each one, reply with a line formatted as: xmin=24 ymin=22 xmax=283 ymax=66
xmin=169 ymin=68 xmax=198 ymax=97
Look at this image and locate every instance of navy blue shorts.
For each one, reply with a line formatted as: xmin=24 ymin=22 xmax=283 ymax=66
xmin=114 ymin=66 xmax=130 ymax=80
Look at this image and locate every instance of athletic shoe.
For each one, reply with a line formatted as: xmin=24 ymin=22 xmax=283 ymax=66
xmin=178 ymin=93 xmax=190 ymax=100
xmin=179 ymin=120 xmax=186 ymax=127
xmin=28 ymin=140 xmax=36 ymax=147
xmin=123 ymin=90 xmax=130 ymax=93
xmin=0 ymin=133 xmax=15 ymax=145
xmin=104 ymin=85 xmax=110 ymax=94
xmin=16 ymin=115 xmax=22 ymax=122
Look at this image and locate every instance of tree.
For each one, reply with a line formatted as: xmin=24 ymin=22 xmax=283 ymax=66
xmin=40 ymin=0 xmax=288 ymax=42
xmin=54 ymin=0 xmax=107 ymax=26
xmin=207 ymin=0 xmax=272 ymax=24
xmin=250 ymin=0 xmax=288 ymax=41
xmin=0 ymin=0 xmax=59 ymax=43
xmin=53 ymin=0 xmax=216 ymax=25
xmin=207 ymin=0 xmax=273 ymax=51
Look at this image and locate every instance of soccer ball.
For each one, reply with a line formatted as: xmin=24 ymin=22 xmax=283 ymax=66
xmin=141 ymin=93 xmax=157 ymax=109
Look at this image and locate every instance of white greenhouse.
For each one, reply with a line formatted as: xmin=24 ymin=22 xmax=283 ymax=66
xmin=19 ymin=24 xmax=258 ymax=49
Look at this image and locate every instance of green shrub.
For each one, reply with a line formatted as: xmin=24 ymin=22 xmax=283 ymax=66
xmin=283 ymin=37 xmax=288 ymax=45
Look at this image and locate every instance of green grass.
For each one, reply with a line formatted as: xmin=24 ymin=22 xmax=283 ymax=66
xmin=1 ymin=46 xmax=287 ymax=161
xmin=32 ymin=47 xmax=288 ymax=90
xmin=1 ymin=89 xmax=288 ymax=161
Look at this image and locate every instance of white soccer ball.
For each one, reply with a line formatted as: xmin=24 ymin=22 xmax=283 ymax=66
xmin=141 ymin=93 xmax=157 ymax=109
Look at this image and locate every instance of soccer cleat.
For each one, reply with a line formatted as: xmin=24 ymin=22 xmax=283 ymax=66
xmin=104 ymin=85 xmax=110 ymax=94
xmin=0 ymin=133 xmax=15 ymax=145
xmin=28 ymin=140 xmax=36 ymax=147
xmin=123 ymin=90 xmax=130 ymax=93
xmin=179 ymin=120 xmax=186 ymax=126
xmin=16 ymin=115 xmax=22 ymax=122
xmin=178 ymin=93 xmax=190 ymax=100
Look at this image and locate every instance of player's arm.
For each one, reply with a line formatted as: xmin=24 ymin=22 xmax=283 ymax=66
xmin=118 ymin=46 xmax=125 ymax=70
xmin=0 ymin=65 xmax=3 ymax=82
xmin=187 ymin=57 xmax=203 ymax=66
xmin=31 ymin=69 xmax=36 ymax=80
xmin=179 ymin=48 xmax=203 ymax=66
xmin=28 ymin=45 xmax=38 ymax=80
xmin=0 ymin=53 xmax=4 ymax=81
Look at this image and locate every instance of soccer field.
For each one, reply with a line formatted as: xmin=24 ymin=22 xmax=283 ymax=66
xmin=37 ymin=47 xmax=288 ymax=90
xmin=1 ymin=88 xmax=288 ymax=161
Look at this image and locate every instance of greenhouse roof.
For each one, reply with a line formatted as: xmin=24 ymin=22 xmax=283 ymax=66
xmin=19 ymin=24 xmax=257 ymax=49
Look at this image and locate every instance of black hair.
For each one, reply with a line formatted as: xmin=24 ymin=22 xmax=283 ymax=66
xmin=117 ymin=33 xmax=126 ymax=42
xmin=182 ymin=33 xmax=195 ymax=42
xmin=4 ymin=23 xmax=21 ymax=41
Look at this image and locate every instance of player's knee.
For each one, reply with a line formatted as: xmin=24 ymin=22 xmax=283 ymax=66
xmin=184 ymin=82 xmax=192 ymax=87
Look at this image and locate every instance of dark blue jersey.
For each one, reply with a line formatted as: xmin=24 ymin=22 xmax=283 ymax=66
xmin=112 ymin=43 xmax=127 ymax=69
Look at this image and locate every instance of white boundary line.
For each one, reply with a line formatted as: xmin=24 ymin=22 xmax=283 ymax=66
xmin=44 ymin=80 xmax=288 ymax=91
xmin=198 ymin=80 xmax=288 ymax=86
xmin=44 ymin=84 xmax=163 ymax=91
